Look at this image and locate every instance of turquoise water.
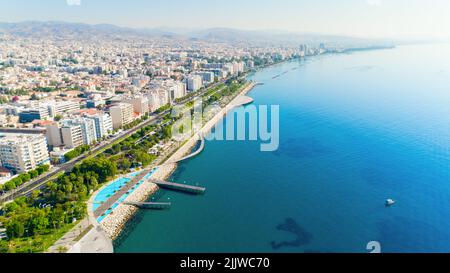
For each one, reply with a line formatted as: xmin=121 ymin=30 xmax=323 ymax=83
xmin=115 ymin=44 xmax=450 ymax=253
xmin=93 ymin=169 xmax=158 ymax=222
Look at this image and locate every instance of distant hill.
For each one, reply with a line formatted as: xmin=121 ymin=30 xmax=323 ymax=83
xmin=0 ymin=21 xmax=393 ymax=47
xmin=186 ymin=28 xmax=393 ymax=47
xmin=0 ymin=21 xmax=182 ymax=40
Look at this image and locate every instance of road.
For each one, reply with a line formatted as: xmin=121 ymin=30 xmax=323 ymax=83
xmin=0 ymin=111 xmax=168 ymax=203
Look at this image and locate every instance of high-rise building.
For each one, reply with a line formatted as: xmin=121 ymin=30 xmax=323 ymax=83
xmin=70 ymin=118 xmax=98 ymax=145
xmin=86 ymin=113 xmax=113 ymax=140
xmin=123 ymin=96 xmax=150 ymax=115
xmin=61 ymin=124 xmax=84 ymax=149
xmin=223 ymin=63 xmax=235 ymax=76
xmin=168 ymin=81 xmax=186 ymax=102
xmin=194 ymin=71 xmax=215 ymax=85
xmin=232 ymin=61 xmax=245 ymax=74
xmin=0 ymin=133 xmax=50 ymax=173
xmin=147 ymin=91 xmax=162 ymax=112
xmin=109 ymin=103 xmax=134 ymax=130
xmin=45 ymin=122 xmax=63 ymax=148
xmin=186 ymin=75 xmax=203 ymax=92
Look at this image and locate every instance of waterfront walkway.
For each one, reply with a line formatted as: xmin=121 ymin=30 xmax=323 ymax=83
xmin=67 ymin=225 xmax=114 ymax=253
xmin=167 ymin=134 xmax=205 ymax=164
xmin=93 ymin=169 xmax=152 ymax=218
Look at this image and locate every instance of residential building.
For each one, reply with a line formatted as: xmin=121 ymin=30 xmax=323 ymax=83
xmin=186 ymin=75 xmax=203 ymax=92
xmin=86 ymin=113 xmax=113 ymax=139
xmin=109 ymin=103 xmax=134 ymax=129
xmin=194 ymin=71 xmax=215 ymax=85
xmin=19 ymin=108 xmax=50 ymax=123
xmin=0 ymin=133 xmax=50 ymax=173
xmin=46 ymin=100 xmax=80 ymax=117
xmin=45 ymin=122 xmax=63 ymax=148
xmin=71 ymin=118 xmax=98 ymax=145
xmin=61 ymin=124 xmax=84 ymax=149
xmin=123 ymin=96 xmax=149 ymax=115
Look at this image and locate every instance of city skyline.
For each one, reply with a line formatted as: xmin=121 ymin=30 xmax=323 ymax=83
xmin=1 ymin=0 xmax=450 ymax=40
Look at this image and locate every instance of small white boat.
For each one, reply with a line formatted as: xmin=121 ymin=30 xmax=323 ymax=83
xmin=385 ymin=199 xmax=395 ymax=206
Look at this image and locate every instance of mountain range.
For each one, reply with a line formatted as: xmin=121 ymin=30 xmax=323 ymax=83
xmin=0 ymin=21 xmax=394 ymax=47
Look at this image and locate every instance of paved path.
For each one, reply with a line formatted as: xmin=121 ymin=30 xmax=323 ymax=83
xmin=167 ymin=134 xmax=205 ymax=164
xmin=46 ymin=218 xmax=91 ymax=253
xmin=93 ymin=170 xmax=151 ymax=218
xmin=67 ymin=225 xmax=113 ymax=253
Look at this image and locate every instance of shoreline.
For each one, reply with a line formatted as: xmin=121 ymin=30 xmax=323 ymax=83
xmin=97 ymin=81 xmax=258 ymax=242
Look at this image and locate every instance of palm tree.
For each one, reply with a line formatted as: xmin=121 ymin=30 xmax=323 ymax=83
xmin=56 ymin=245 xmax=68 ymax=253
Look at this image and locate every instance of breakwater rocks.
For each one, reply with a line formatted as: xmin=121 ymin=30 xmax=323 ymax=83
xmin=100 ymin=181 xmax=159 ymax=239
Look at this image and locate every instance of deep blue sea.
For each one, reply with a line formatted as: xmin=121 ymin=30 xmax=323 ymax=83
xmin=115 ymin=44 xmax=450 ymax=253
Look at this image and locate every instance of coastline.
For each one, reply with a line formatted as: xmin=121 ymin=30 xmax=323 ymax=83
xmin=97 ymin=81 xmax=258 ymax=242
xmin=62 ymin=47 xmax=394 ymax=252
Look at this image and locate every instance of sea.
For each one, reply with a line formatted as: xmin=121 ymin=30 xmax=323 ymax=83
xmin=115 ymin=43 xmax=450 ymax=253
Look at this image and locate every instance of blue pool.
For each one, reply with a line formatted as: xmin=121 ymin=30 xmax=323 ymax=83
xmin=93 ymin=168 xmax=158 ymax=222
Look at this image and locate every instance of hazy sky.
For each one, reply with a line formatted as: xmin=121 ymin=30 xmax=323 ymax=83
xmin=2 ymin=0 xmax=450 ymax=39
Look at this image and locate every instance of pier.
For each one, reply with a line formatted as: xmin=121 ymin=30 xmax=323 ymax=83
xmin=150 ymin=179 xmax=206 ymax=194
xmin=123 ymin=201 xmax=171 ymax=210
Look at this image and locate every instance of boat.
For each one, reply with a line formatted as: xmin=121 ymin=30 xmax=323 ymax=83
xmin=385 ymin=199 xmax=395 ymax=207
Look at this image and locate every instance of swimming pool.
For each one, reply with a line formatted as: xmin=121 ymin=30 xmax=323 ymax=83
xmin=93 ymin=168 xmax=158 ymax=222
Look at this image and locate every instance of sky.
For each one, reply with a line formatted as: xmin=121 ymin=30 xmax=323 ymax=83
xmin=1 ymin=0 xmax=450 ymax=39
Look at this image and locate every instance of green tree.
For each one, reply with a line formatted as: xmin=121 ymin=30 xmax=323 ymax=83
xmin=29 ymin=209 xmax=49 ymax=235
xmin=28 ymin=170 xmax=39 ymax=179
xmin=4 ymin=180 xmax=16 ymax=191
xmin=6 ymin=221 xmax=25 ymax=238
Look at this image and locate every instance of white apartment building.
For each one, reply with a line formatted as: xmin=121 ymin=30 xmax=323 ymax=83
xmin=86 ymin=113 xmax=113 ymax=140
xmin=0 ymin=133 xmax=50 ymax=173
xmin=109 ymin=103 xmax=134 ymax=130
xmin=147 ymin=91 xmax=164 ymax=112
xmin=168 ymin=81 xmax=186 ymax=102
xmin=61 ymin=124 xmax=84 ymax=149
xmin=194 ymin=71 xmax=215 ymax=85
xmin=46 ymin=100 xmax=80 ymax=117
xmin=72 ymin=118 xmax=98 ymax=145
xmin=123 ymin=96 xmax=149 ymax=115
xmin=186 ymin=75 xmax=203 ymax=92
xmin=45 ymin=122 xmax=63 ymax=148
xmin=232 ymin=61 xmax=245 ymax=74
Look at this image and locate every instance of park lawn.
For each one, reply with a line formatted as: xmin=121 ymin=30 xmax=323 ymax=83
xmin=3 ymin=220 xmax=79 ymax=253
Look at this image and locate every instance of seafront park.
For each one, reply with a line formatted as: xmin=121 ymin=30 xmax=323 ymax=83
xmin=49 ymin=79 xmax=258 ymax=253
